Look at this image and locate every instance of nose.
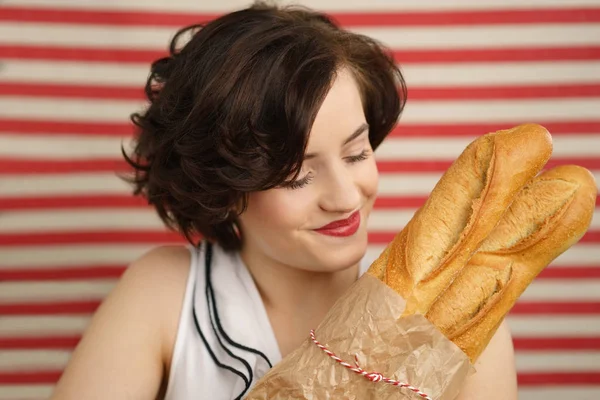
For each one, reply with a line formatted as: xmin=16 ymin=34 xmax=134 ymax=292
xmin=318 ymin=162 xmax=362 ymax=214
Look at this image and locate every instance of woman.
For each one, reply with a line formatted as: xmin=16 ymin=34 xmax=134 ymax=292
xmin=50 ymin=2 xmax=517 ymax=399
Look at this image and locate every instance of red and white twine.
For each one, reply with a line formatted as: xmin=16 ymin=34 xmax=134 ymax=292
xmin=309 ymin=329 xmax=433 ymax=400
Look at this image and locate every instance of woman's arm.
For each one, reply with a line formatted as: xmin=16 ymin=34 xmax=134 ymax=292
xmin=49 ymin=246 xmax=190 ymax=400
xmin=455 ymin=319 xmax=518 ymax=400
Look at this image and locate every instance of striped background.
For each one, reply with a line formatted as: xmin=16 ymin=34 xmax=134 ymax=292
xmin=0 ymin=1 xmax=599 ymax=399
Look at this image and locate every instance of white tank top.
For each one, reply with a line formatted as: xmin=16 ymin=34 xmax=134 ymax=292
xmin=164 ymin=241 xmax=369 ymax=400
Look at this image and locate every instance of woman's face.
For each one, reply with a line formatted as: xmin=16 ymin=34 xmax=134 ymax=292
xmin=238 ymin=68 xmax=379 ymax=272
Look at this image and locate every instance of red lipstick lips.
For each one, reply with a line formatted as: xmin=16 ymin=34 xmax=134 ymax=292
xmin=314 ymin=211 xmax=361 ymax=237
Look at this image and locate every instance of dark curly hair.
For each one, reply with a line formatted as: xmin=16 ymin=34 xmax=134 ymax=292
xmin=123 ymin=1 xmax=407 ymax=251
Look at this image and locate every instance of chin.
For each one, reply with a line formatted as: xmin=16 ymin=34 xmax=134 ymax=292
xmin=310 ymin=230 xmax=369 ymax=272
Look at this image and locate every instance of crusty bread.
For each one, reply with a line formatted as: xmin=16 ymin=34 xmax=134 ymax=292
xmin=426 ymin=165 xmax=597 ymax=361
xmin=367 ymin=123 xmax=553 ymax=316
xmin=367 ymin=123 xmax=598 ymax=363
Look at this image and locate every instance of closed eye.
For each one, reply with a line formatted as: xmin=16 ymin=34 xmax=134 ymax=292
xmin=345 ymin=149 xmax=371 ymax=163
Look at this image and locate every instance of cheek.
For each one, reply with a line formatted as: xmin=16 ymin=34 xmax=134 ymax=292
xmin=243 ymin=189 xmax=314 ymax=232
xmin=360 ymin=158 xmax=379 ymax=199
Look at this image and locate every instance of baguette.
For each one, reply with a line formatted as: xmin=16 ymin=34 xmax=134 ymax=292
xmin=367 ymin=123 xmax=553 ymax=316
xmin=426 ymin=165 xmax=597 ymax=361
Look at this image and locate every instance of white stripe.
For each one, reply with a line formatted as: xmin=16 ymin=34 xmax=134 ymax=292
xmin=0 ymin=281 xmax=115 ymax=303
xmin=4 ymin=170 xmax=597 ymax=197
xmin=0 ymin=349 xmax=597 ymax=374
xmin=1 ymin=97 xmax=598 ymax=123
xmin=3 ymin=208 xmax=599 ymax=234
xmin=364 ymin=244 xmax=600 ymax=268
xmin=0 ymin=60 xmax=149 ymax=86
xmin=377 ymin=135 xmax=600 ymax=160
xmin=399 ymin=99 xmax=600 ymax=123
xmin=1 ymin=243 xmax=597 ymax=270
xmin=0 ymin=245 xmax=153 ymax=269
xmin=377 ymin=171 xmax=600 ymax=195
xmin=0 ymin=316 xmax=90 ymax=336
xmin=516 ymin=352 xmax=600 ymax=372
xmin=3 ymin=134 xmax=600 ymax=160
xmin=355 ymin=24 xmax=600 ymax=49
xmin=0 ymin=134 xmax=128 ymax=160
xmin=404 ymin=61 xmax=600 ymax=86
xmin=3 ymin=22 xmax=600 ymax=49
xmin=0 ymin=174 xmax=131 ymax=196
xmin=6 ymin=0 xmax=600 ymax=12
xmin=2 ymin=313 xmax=598 ymax=337
xmin=2 ymin=278 xmax=598 ymax=303
xmin=0 ymin=97 xmax=144 ymax=122
xmin=507 ymin=315 xmax=600 ymax=337
xmin=0 ymin=210 xmax=165 ymax=232
xmin=520 ymin=280 xmax=600 ymax=301
xmin=0 ymin=350 xmax=70 ymax=371
xmin=0 ymin=385 xmax=52 ymax=400
xmin=4 ymin=60 xmax=600 ymax=87
xmin=519 ymin=388 xmax=600 ymax=400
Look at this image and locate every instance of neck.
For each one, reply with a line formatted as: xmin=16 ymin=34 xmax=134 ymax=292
xmin=239 ymin=245 xmax=360 ymax=356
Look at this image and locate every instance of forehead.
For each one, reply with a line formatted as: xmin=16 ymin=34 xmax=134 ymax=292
xmin=307 ymin=69 xmax=366 ymax=149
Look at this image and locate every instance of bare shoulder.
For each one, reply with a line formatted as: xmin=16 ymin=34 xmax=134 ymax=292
xmin=122 ymin=245 xmax=193 ymax=364
xmin=455 ymin=320 xmax=518 ymax=400
xmin=50 ymin=245 xmax=192 ymax=400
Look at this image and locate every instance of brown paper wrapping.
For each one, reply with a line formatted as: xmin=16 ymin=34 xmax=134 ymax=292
xmin=245 ymin=274 xmax=474 ymax=400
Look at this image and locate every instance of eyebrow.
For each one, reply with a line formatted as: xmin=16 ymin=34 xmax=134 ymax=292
xmin=304 ymin=122 xmax=369 ymax=160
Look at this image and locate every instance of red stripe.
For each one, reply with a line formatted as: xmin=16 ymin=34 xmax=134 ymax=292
xmin=377 ymin=157 xmax=600 ymax=173
xmin=2 ymin=44 xmax=599 ymax=64
xmin=374 ymin=196 xmax=427 ymax=209
xmin=4 ymin=82 xmax=600 ymax=101
xmin=511 ymin=302 xmax=600 ymax=315
xmin=0 ymin=300 xmax=100 ymax=315
xmin=0 ymin=336 xmax=80 ymax=350
xmin=367 ymin=230 xmax=600 ymax=245
xmin=0 ymin=266 xmax=127 ymax=281
xmin=3 ymin=156 xmax=599 ymax=175
xmin=0 ymin=158 xmax=131 ymax=174
xmin=2 ymin=118 xmax=599 ymax=137
xmin=3 ymin=229 xmax=600 ymax=246
xmin=1 ymin=369 xmax=599 ymax=386
xmin=392 ymin=47 xmax=600 ymax=63
xmin=518 ymin=372 xmax=600 ymax=386
xmin=0 ymin=229 xmax=599 ymax=246
xmin=0 ymin=370 xmax=62 ymax=384
xmin=538 ymin=266 xmax=600 ymax=279
xmin=408 ymin=84 xmax=600 ymax=100
xmin=514 ymin=337 xmax=600 ymax=351
xmin=2 ymin=7 xmax=600 ymax=27
xmin=0 ymin=194 xmax=597 ymax=211
xmin=0 ymin=118 xmax=133 ymax=135
xmin=0 ymin=230 xmax=186 ymax=246
xmin=390 ymin=122 xmax=600 ymax=138
xmin=2 ymin=300 xmax=598 ymax=316
xmin=0 ymin=44 xmax=163 ymax=64
xmin=0 ymin=82 xmax=145 ymax=100
xmin=388 ymin=123 xmax=599 ymax=138
xmin=0 ymin=195 xmax=148 ymax=210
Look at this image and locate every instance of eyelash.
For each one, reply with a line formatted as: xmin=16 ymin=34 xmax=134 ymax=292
xmin=286 ymin=150 xmax=371 ymax=190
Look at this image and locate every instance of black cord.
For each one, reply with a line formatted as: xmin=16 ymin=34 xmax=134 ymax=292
xmin=193 ymin=241 xmax=275 ymax=400
xmin=204 ymin=242 xmax=253 ymax=399
xmin=205 ymin=243 xmax=273 ymax=368
xmin=191 ymin=282 xmax=250 ymax=390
